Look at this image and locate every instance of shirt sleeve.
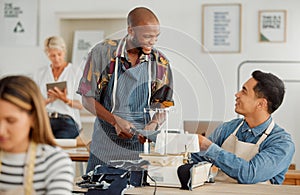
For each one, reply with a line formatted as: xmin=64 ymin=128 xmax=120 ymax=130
xmin=77 ymin=44 xmax=103 ymax=98
xmin=68 ymin=64 xmax=83 ymax=101
xmin=191 ymin=121 xmax=231 ymax=164
xmin=150 ymin=50 xmax=174 ymax=108
xmin=43 ymin=147 xmax=74 ymax=195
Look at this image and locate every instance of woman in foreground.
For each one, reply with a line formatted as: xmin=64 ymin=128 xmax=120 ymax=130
xmin=0 ymin=75 xmax=74 ymax=194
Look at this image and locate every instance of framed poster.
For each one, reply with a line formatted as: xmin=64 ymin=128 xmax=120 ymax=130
xmin=0 ymin=0 xmax=38 ymax=46
xmin=202 ymin=4 xmax=242 ymax=53
xmin=72 ymin=30 xmax=104 ymax=68
xmin=259 ymin=10 xmax=286 ymax=42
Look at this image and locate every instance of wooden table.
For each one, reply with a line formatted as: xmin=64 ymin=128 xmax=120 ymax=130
xmin=63 ymin=146 xmax=89 ymax=179
xmin=124 ymin=182 xmax=300 ymax=195
xmin=63 ymin=147 xmax=89 ymax=162
xmin=73 ymin=177 xmax=88 ymax=194
xmin=283 ymin=170 xmax=300 ymax=185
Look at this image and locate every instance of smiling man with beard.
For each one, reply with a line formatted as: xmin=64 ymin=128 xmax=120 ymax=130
xmin=77 ymin=7 xmax=174 ymax=173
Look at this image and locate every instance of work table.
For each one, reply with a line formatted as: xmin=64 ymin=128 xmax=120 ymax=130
xmin=124 ymin=182 xmax=300 ymax=195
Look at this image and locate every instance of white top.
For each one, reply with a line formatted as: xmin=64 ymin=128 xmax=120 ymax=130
xmin=32 ymin=63 xmax=82 ymax=128
xmin=0 ymin=144 xmax=74 ymax=195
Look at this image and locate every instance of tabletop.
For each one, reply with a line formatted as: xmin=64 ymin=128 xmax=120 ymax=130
xmin=123 ymin=182 xmax=300 ymax=195
xmin=63 ymin=146 xmax=89 ymax=162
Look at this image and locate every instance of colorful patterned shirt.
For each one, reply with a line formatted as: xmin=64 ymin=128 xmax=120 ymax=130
xmin=77 ymin=36 xmax=174 ymax=109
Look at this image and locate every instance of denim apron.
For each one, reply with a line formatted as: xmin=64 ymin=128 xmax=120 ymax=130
xmin=87 ymin=41 xmax=152 ymax=172
xmin=215 ymin=120 xmax=274 ymax=183
xmin=0 ymin=141 xmax=37 ymax=195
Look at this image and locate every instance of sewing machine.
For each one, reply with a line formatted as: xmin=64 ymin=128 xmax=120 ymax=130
xmin=140 ymin=132 xmax=211 ymax=188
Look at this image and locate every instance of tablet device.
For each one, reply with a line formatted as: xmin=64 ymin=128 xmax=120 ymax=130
xmin=46 ymin=81 xmax=67 ymax=91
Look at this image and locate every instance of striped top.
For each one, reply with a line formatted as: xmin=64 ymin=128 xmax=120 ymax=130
xmin=0 ymin=144 xmax=74 ymax=194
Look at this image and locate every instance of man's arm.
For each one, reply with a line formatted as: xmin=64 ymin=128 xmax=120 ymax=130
xmin=82 ymin=95 xmax=133 ymax=139
xmin=197 ymin=132 xmax=295 ymax=184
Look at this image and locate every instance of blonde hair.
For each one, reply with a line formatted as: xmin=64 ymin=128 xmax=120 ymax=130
xmin=44 ymin=36 xmax=67 ymax=53
xmin=0 ymin=75 xmax=56 ymax=146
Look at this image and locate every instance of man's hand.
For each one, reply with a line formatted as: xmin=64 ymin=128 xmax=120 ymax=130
xmin=138 ymin=121 xmax=158 ymax=143
xmin=138 ymin=134 xmax=147 ymax=144
xmin=198 ymin=134 xmax=213 ymax=151
xmin=143 ymin=121 xmax=158 ymax=130
xmin=113 ymin=114 xmax=134 ymax=139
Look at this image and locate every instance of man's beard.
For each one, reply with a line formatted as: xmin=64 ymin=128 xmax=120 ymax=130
xmin=129 ymin=35 xmax=152 ymax=55
xmin=131 ymin=37 xmax=145 ymax=54
xmin=131 ymin=36 xmax=139 ymax=49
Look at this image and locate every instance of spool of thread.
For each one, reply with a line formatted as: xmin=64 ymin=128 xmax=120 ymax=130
xmin=144 ymin=139 xmax=149 ymax=154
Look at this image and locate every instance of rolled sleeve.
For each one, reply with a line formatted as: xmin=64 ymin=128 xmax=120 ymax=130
xmin=210 ymin=132 xmax=294 ymax=184
xmin=192 ymin=119 xmax=295 ymax=184
xmin=204 ymin=143 xmax=223 ymax=160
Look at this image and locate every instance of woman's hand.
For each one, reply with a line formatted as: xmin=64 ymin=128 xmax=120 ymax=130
xmin=47 ymin=87 xmax=68 ymax=103
xmin=45 ymin=95 xmax=56 ymax=104
xmin=113 ymin=114 xmax=134 ymax=139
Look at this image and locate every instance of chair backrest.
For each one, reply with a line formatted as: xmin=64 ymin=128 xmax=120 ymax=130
xmin=183 ymin=120 xmax=222 ymax=137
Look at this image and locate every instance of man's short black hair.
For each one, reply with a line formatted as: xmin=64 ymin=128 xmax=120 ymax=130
xmin=127 ymin=7 xmax=159 ymax=27
xmin=252 ymin=70 xmax=285 ymax=114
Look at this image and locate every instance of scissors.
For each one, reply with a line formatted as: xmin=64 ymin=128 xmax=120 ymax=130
xmin=129 ymin=127 xmax=160 ymax=142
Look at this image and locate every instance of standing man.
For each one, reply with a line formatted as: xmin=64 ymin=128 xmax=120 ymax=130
xmin=77 ymin=7 xmax=174 ymax=172
xmin=192 ymin=70 xmax=295 ymax=184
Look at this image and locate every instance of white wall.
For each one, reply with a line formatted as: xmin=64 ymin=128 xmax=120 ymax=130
xmin=0 ymin=0 xmax=299 ymax=166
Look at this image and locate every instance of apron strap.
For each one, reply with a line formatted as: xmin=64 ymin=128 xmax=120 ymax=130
xmin=256 ymin=120 xmax=274 ymax=146
xmin=0 ymin=141 xmax=37 ymax=195
xmin=111 ymin=39 xmax=152 ymax=113
xmin=232 ymin=120 xmax=244 ymax=136
xmin=0 ymin=150 xmax=2 ymax=174
xmin=24 ymin=141 xmax=37 ymax=195
xmin=111 ymin=40 xmax=125 ymax=113
xmin=232 ymin=119 xmax=274 ymax=146
xmin=147 ymin=58 xmax=152 ymax=106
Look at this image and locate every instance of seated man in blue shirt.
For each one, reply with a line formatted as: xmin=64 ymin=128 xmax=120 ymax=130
xmin=192 ymin=70 xmax=295 ymax=184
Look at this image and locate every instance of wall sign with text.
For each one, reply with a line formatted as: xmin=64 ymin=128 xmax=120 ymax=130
xmin=0 ymin=0 xmax=38 ymax=46
xmin=202 ymin=4 xmax=242 ymax=53
xmin=259 ymin=10 xmax=287 ymax=43
xmin=72 ymin=30 xmax=104 ymax=68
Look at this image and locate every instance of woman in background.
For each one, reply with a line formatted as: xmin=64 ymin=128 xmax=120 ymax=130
xmin=0 ymin=75 xmax=74 ymax=194
xmin=33 ymin=36 xmax=83 ymax=138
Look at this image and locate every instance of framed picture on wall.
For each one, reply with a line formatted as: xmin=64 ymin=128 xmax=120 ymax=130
xmin=72 ymin=30 xmax=104 ymax=68
xmin=0 ymin=0 xmax=38 ymax=46
xmin=202 ymin=4 xmax=242 ymax=53
xmin=259 ymin=10 xmax=287 ymax=42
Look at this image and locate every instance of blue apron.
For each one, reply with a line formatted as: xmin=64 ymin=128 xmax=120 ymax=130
xmin=87 ymin=42 xmax=152 ymax=172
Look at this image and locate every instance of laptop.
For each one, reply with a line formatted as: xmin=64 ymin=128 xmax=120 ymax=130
xmin=183 ymin=120 xmax=222 ymax=137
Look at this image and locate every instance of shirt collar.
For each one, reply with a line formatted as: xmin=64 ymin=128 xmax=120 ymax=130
xmin=116 ymin=37 xmax=126 ymax=58
xmin=241 ymin=116 xmax=272 ymax=136
xmin=116 ymin=36 xmax=150 ymax=63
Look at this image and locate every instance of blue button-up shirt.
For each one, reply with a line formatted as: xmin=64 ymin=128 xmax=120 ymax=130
xmin=191 ymin=117 xmax=295 ymax=184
